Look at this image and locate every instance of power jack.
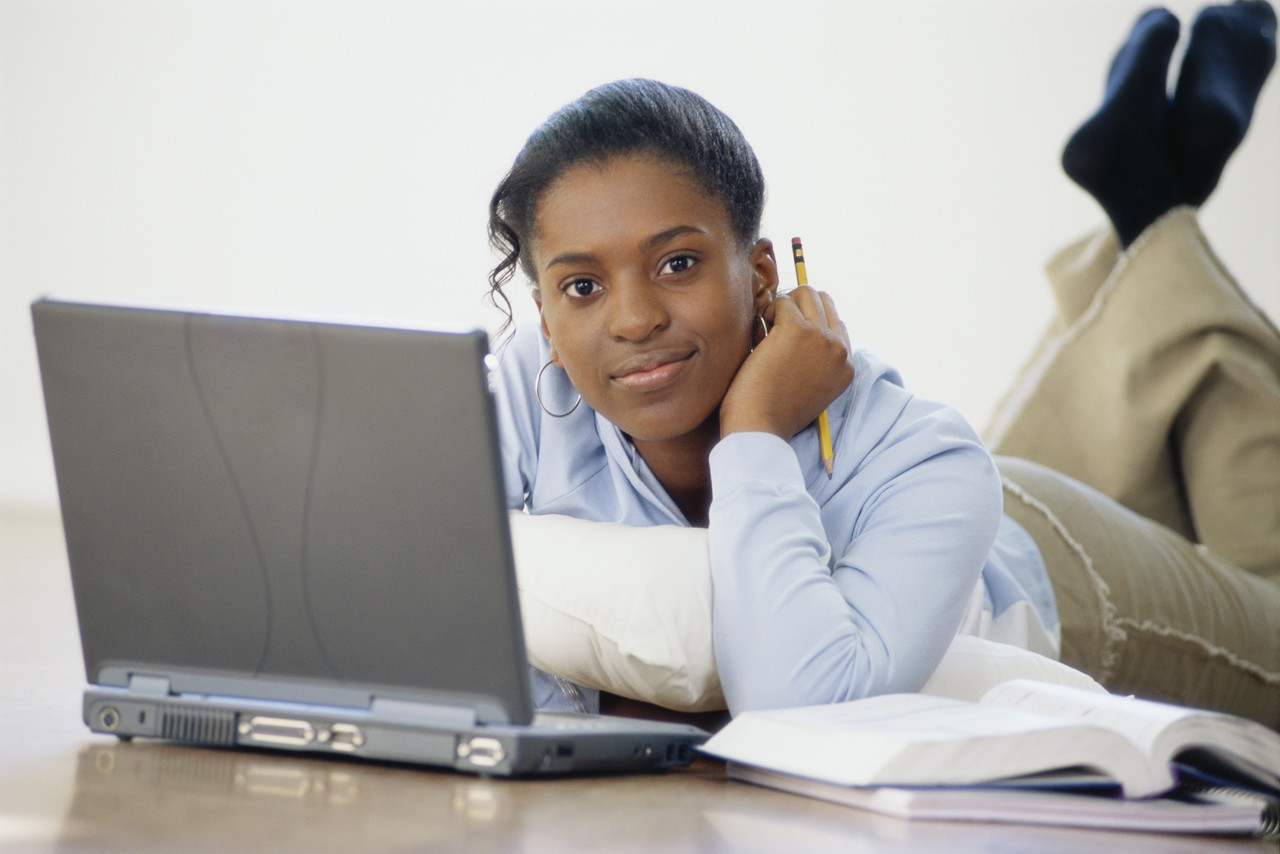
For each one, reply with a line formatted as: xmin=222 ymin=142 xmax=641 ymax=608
xmin=98 ymin=706 xmax=121 ymax=732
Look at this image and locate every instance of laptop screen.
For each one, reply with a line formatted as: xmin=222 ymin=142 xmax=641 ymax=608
xmin=33 ymin=299 xmax=534 ymax=725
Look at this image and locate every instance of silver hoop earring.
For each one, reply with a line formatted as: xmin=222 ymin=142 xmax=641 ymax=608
xmin=535 ymin=359 xmax=582 ymax=418
xmin=751 ymin=315 xmax=769 ymax=352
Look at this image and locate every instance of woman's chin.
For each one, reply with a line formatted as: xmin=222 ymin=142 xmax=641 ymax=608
xmin=612 ymin=409 xmax=722 ymax=448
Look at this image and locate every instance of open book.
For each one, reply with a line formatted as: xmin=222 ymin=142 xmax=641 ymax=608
xmin=700 ymin=679 xmax=1280 ymax=803
xmin=726 ymin=764 xmax=1278 ymax=835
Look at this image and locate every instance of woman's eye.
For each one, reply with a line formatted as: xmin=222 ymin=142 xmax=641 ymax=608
xmin=660 ymin=254 xmax=697 ymax=276
xmin=564 ymin=278 xmax=601 ymax=299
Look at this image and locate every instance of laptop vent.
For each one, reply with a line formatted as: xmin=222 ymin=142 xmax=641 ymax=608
xmin=160 ymin=706 xmax=238 ymax=746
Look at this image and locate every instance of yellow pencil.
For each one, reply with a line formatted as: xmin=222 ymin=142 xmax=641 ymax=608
xmin=792 ymin=237 xmax=834 ymax=477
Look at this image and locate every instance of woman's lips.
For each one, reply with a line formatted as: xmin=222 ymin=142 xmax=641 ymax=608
xmin=611 ymin=351 xmax=694 ymax=391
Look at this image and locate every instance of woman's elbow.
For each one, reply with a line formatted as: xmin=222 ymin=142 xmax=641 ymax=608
xmin=720 ymin=646 xmax=889 ymax=715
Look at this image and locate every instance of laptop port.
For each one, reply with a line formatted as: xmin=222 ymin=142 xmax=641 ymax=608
xmin=456 ymin=736 xmax=505 ymax=768
xmin=97 ymin=706 xmax=121 ymax=732
xmin=321 ymin=722 xmax=365 ymax=752
xmin=239 ymin=716 xmax=316 ymax=747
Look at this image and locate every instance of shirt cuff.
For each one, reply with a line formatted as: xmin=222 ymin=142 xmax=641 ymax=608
xmin=709 ymin=431 xmax=807 ymax=497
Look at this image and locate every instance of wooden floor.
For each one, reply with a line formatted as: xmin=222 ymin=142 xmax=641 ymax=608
xmin=1 ymin=513 xmax=1271 ymax=853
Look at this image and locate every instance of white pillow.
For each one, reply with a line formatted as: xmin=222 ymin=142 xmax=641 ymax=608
xmin=509 ymin=512 xmax=1102 ymax=712
xmin=509 ymin=511 xmax=724 ymax=712
xmin=918 ymin=634 xmax=1105 ymax=701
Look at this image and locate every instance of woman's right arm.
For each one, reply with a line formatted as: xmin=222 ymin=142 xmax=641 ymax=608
xmin=708 ymin=352 xmax=1003 ymax=715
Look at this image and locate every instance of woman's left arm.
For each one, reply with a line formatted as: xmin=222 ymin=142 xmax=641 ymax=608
xmin=707 ymin=357 xmax=1003 ymax=714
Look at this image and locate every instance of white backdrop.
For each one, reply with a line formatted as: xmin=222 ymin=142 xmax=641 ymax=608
xmin=3 ymin=0 xmax=1277 ymax=514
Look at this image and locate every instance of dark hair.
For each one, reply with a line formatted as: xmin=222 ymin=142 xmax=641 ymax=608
xmin=486 ymin=78 xmax=766 ymax=327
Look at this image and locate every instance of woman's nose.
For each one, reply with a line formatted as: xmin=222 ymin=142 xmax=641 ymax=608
xmin=608 ymin=280 xmax=669 ymax=342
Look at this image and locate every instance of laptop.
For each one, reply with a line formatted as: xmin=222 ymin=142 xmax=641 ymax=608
xmin=31 ymin=298 xmax=709 ymax=775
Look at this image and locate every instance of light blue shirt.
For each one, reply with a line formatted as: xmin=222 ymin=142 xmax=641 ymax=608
xmin=493 ymin=322 xmax=1056 ymax=715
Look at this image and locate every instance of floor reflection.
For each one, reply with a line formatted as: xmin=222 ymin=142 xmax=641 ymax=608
xmin=57 ymin=741 xmax=523 ymax=852
xmin=55 ymin=742 xmax=735 ymax=853
xmin=49 ymin=743 xmax=1272 ymax=854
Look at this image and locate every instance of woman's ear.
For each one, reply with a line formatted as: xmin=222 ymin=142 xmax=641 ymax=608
xmin=749 ymin=238 xmax=780 ymax=317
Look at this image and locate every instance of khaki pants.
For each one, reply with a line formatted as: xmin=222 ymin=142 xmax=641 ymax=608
xmin=987 ymin=208 xmax=1280 ymax=727
xmin=999 ymin=456 xmax=1280 ymax=728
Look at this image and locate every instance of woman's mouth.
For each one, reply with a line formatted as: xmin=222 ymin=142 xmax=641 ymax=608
xmin=611 ymin=351 xmax=694 ymax=391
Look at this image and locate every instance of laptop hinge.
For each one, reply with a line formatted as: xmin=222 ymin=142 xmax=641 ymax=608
xmin=127 ymin=674 xmax=173 ymax=696
xmin=370 ymin=697 xmax=477 ymax=729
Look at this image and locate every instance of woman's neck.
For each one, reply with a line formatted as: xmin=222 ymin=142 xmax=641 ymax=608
xmin=629 ymin=416 xmax=720 ymax=527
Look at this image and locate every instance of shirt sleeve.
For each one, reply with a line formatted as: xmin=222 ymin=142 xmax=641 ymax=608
xmin=707 ymin=352 xmax=1003 ymax=714
xmin=490 ymin=324 xmax=545 ymax=510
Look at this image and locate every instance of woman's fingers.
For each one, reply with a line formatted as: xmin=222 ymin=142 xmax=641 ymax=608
xmin=819 ymin=289 xmax=852 ymax=350
xmin=724 ymin=286 xmax=854 ymax=441
xmin=787 ymin=285 xmax=829 ymax=324
xmin=766 ymin=286 xmax=850 ymax=360
xmin=768 ymin=286 xmax=845 ymax=341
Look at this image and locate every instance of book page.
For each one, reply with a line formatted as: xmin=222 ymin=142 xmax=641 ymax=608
xmin=980 ymin=679 xmax=1197 ymax=756
xmin=717 ymin=693 xmax=1077 ymax=742
xmin=982 ymin=680 xmax=1280 ymax=793
xmin=699 ymin=693 xmax=1165 ymax=793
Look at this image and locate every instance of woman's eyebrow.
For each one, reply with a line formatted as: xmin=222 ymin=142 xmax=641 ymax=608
xmin=645 ymin=225 xmax=707 ymax=250
xmin=544 ymin=251 xmax=596 ymax=272
xmin=544 ymin=225 xmax=708 ymax=272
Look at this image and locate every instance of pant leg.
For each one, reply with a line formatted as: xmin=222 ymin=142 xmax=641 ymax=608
xmin=997 ymin=455 xmax=1280 ymax=729
xmin=986 ymin=207 xmax=1280 ymax=578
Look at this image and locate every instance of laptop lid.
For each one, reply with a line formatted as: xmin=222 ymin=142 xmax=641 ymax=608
xmin=32 ymin=298 xmax=534 ymax=727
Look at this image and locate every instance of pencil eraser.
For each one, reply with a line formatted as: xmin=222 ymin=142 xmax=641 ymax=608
xmin=792 ymin=237 xmax=802 ymax=246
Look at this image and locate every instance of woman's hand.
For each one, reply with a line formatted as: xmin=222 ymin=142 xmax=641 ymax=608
xmin=719 ymin=286 xmax=853 ymax=441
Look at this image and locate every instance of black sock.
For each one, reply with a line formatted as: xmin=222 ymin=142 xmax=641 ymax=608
xmin=1061 ymin=8 xmax=1184 ymax=247
xmin=1170 ymin=0 xmax=1277 ymax=207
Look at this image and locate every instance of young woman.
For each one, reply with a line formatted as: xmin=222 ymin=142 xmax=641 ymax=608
xmin=485 ymin=5 xmax=1280 ymax=728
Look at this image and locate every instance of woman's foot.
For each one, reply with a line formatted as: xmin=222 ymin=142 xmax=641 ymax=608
xmin=1169 ymin=0 xmax=1277 ymax=206
xmin=1061 ymin=8 xmax=1184 ymax=247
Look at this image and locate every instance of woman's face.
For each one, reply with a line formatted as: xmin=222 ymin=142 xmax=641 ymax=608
xmin=531 ymin=154 xmax=777 ymax=446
